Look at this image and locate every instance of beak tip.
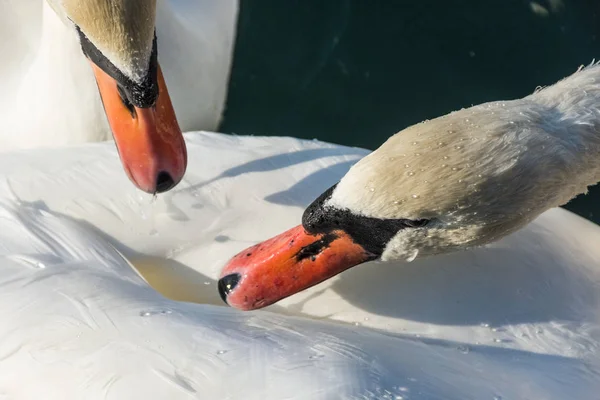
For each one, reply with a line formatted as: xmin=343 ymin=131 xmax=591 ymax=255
xmin=217 ymin=273 xmax=241 ymax=306
xmin=154 ymin=171 xmax=178 ymax=194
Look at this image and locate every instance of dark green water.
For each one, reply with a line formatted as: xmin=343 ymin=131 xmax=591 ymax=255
xmin=220 ymin=0 xmax=600 ymax=224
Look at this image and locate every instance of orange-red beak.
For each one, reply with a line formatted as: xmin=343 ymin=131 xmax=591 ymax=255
xmin=218 ymin=225 xmax=373 ymax=311
xmin=90 ymin=61 xmax=187 ymax=193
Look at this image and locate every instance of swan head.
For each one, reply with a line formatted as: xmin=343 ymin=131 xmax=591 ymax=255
xmin=48 ymin=0 xmax=186 ymax=193
xmin=219 ymin=88 xmax=597 ymax=310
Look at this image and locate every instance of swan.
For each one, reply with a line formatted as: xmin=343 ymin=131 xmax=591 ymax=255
xmin=218 ymin=62 xmax=600 ymax=311
xmin=0 ymin=132 xmax=599 ymax=398
xmin=0 ymin=0 xmax=238 ymax=193
xmin=0 ymin=4 xmax=597 ymax=396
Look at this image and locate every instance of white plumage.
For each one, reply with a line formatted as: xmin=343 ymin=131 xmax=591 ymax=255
xmin=0 ymin=1 xmax=598 ymax=398
xmin=0 ymin=133 xmax=597 ymax=398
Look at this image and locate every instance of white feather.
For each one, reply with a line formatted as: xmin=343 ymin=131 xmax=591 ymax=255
xmin=0 ymin=133 xmax=597 ymax=398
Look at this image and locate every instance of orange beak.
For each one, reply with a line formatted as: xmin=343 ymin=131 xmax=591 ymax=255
xmin=218 ymin=225 xmax=374 ymax=311
xmin=90 ymin=61 xmax=187 ymax=193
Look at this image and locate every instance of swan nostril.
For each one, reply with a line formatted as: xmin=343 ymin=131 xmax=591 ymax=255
xmin=217 ymin=273 xmax=241 ymax=304
xmin=117 ymin=84 xmax=136 ymax=117
xmin=155 ymin=171 xmax=175 ymax=193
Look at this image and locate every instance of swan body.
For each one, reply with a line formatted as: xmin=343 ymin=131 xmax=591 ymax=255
xmin=0 ymin=132 xmax=598 ymax=398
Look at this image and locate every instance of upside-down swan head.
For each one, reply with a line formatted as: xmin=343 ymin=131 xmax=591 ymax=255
xmin=47 ymin=0 xmax=186 ymax=193
xmin=219 ymin=63 xmax=600 ymax=310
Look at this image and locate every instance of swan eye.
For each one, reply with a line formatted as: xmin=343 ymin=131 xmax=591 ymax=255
xmin=404 ymin=219 xmax=429 ymax=228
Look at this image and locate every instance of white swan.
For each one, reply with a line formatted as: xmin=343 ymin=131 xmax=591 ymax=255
xmin=0 ymin=2 xmax=598 ymax=397
xmin=218 ymin=62 xmax=600 ymax=312
xmin=1 ymin=64 xmax=600 ymax=398
xmin=0 ymin=0 xmax=238 ymax=193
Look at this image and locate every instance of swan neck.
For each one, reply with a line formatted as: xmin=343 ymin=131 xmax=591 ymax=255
xmin=528 ymin=63 xmax=600 ymax=189
xmin=530 ymin=63 xmax=600 ymax=144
